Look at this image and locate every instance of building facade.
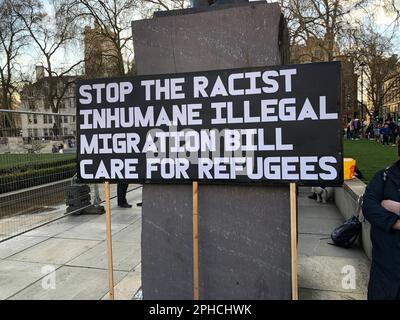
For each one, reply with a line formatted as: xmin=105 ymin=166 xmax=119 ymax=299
xmin=84 ymin=24 xmax=121 ymax=78
xmin=382 ymin=72 xmax=400 ymax=121
xmin=291 ymin=38 xmax=358 ymax=124
xmin=290 ymin=36 xmax=340 ymax=64
xmin=338 ymin=57 xmax=359 ymax=122
xmin=19 ymin=24 xmax=121 ymax=140
xmin=0 ymin=87 xmax=22 ymax=137
xmin=19 ymin=66 xmax=77 ymax=139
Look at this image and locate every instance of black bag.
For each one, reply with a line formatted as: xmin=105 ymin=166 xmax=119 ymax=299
xmin=330 ymin=215 xmax=361 ymax=248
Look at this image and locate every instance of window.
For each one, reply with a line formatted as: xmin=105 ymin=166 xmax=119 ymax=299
xmin=28 ymin=115 xmax=32 ymax=124
xmin=33 ymin=128 xmax=38 ymax=137
xmin=64 ymin=116 xmax=68 ymax=123
xmin=49 ymin=115 xmax=53 ymax=124
xmin=28 ymin=129 xmax=33 ymax=137
xmin=33 ymin=115 xmax=38 ymax=124
xmin=43 ymin=128 xmax=48 ymax=136
xmin=43 ymin=115 xmax=47 ymax=124
xmin=64 ymin=127 xmax=68 ymax=135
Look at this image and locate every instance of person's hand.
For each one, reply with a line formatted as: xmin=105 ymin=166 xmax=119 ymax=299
xmin=392 ymin=220 xmax=400 ymax=230
xmin=381 ymin=200 xmax=400 ymax=215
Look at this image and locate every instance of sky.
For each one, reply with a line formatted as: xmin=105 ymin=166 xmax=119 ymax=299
xmin=349 ymin=0 xmax=400 ymax=51
xmin=15 ymin=0 xmax=400 ymax=80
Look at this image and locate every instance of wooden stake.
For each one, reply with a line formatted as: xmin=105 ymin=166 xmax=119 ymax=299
xmin=192 ymin=181 xmax=199 ymax=300
xmin=104 ymin=182 xmax=115 ymax=300
xmin=290 ymin=183 xmax=298 ymax=300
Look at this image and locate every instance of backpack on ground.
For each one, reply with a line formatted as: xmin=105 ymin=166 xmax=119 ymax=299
xmin=330 ymin=215 xmax=361 ymax=248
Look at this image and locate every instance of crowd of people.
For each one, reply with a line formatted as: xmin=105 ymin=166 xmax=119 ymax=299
xmin=51 ymin=143 xmax=65 ymax=153
xmin=345 ymin=117 xmax=399 ymax=146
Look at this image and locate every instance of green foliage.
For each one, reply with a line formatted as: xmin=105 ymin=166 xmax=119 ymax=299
xmin=0 ymin=154 xmax=76 ymax=194
xmin=0 ymin=153 xmax=75 ymax=170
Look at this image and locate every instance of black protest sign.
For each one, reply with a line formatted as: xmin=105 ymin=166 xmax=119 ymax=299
xmin=77 ymin=62 xmax=343 ymax=185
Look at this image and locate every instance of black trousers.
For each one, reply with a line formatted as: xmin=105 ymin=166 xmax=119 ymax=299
xmin=383 ymin=135 xmax=389 ymax=145
xmin=117 ymin=182 xmax=129 ymax=205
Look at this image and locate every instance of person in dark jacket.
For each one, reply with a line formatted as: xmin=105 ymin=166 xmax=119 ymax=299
xmin=380 ymin=123 xmax=390 ymax=145
xmin=117 ymin=182 xmax=131 ymax=208
xmin=362 ymin=156 xmax=400 ymax=300
xmin=389 ymin=119 xmax=398 ymax=145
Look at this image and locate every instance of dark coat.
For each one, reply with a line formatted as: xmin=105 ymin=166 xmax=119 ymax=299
xmin=362 ymin=161 xmax=400 ymax=300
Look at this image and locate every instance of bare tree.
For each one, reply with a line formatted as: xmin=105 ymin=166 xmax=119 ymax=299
xmin=0 ymin=0 xmax=29 ymax=134
xmin=382 ymin=0 xmax=400 ymax=23
xmin=15 ymin=0 xmax=84 ymax=114
xmin=346 ymin=23 xmax=399 ymax=117
xmin=68 ymin=0 xmax=190 ymax=78
xmin=65 ymin=0 xmax=142 ymax=77
xmin=281 ymin=0 xmax=368 ymax=62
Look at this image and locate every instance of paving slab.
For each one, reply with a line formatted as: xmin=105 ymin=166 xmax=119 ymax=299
xmin=298 ymin=203 xmax=344 ymax=220
xmin=22 ymin=220 xmax=80 ymax=238
xmin=124 ymin=186 xmax=143 ymax=202
xmin=0 ymin=260 xmax=60 ymax=300
xmin=299 ymin=216 xmax=344 ymax=235
xmin=90 ymin=211 xmax=141 ymax=225
xmin=55 ymin=222 xmax=127 ymax=241
xmin=299 ymin=287 xmax=366 ymax=300
xmin=67 ymin=240 xmax=141 ymax=271
xmin=59 ymin=214 xmax=100 ymax=224
xmin=298 ymin=255 xmax=369 ymax=295
xmin=102 ymin=268 xmax=141 ymax=300
xmin=0 ymin=236 xmax=49 ymax=259
xmin=111 ymin=211 xmax=141 ymax=225
xmin=8 ymin=238 xmax=99 ymax=265
xmin=298 ymin=234 xmax=366 ymax=260
xmin=9 ymin=266 xmax=127 ymax=300
xmin=112 ymin=220 xmax=141 ymax=244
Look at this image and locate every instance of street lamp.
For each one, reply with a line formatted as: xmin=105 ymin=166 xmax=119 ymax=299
xmin=359 ymin=61 xmax=366 ymax=136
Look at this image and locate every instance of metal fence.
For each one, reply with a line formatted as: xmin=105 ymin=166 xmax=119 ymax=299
xmin=0 ymin=109 xmax=93 ymax=241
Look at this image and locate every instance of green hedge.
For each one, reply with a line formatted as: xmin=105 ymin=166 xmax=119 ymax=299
xmin=0 ymin=158 xmax=75 ymax=176
xmin=0 ymin=163 xmax=76 ymax=194
xmin=0 ymin=154 xmax=75 ymax=170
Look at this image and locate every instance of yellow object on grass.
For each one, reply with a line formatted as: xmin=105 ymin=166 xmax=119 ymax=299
xmin=343 ymin=158 xmax=356 ymax=180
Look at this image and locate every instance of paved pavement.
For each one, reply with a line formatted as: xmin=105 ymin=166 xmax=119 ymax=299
xmin=0 ymin=185 xmax=143 ymax=300
xmin=297 ymin=187 xmax=370 ymax=300
xmin=0 ymin=185 xmax=370 ymax=300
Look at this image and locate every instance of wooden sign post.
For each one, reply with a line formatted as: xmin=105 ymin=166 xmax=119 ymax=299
xmin=104 ymin=182 xmax=115 ymax=300
xmin=290 ymin=183 xmax=298 ymax=300
xmin=193 ymin=181 xmax=199 ymax=300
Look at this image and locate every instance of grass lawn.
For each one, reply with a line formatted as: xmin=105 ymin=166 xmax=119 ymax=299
xmin=0 ymin=153 xmax=76 ymax=170
xmin=343 ymin=139 xmax=398 ymax=183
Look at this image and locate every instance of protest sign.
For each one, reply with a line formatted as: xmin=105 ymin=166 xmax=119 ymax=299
xmin=77 ymin=62 xmax=342 ymax=185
